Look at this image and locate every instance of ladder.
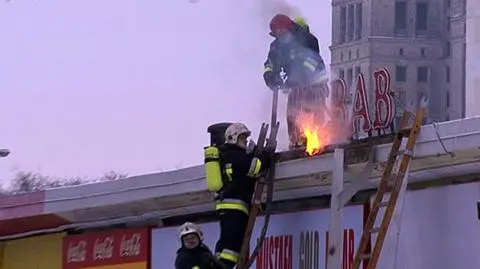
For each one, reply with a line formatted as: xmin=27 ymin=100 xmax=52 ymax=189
xmin=237 ymin=89 xmax=280 ymax=269
xmin=352 ymin=107 xmax=426 ymax=269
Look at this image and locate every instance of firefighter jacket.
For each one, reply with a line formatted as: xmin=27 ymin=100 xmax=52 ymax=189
xmin=215 ymin=144 xmax=269 ymax=215
xmin=264 ymin=25 xmax=326 ymax=89
xmin=175 ymin=244 xmax=224 ymax=269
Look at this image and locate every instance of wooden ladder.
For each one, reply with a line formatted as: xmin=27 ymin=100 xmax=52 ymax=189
xmin=352 ymin=107 xmax=426 ymax=269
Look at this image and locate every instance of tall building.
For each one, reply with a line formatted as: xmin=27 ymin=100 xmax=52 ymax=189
xmin=330 ymin=0 xmax=467 ymax=125
xmin=466 ymin=0 xmax=480 ymax=117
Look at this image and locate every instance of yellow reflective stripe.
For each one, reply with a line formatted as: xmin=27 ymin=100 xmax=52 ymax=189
xmin=219 ymin=249 xmax=240 ymax=263
xmin=303 ymin=61 xmax=316 ymax=72
xmin=192 ymin=267 xmax=200 ymax=269
xmin=216 ymin=199 xmax=249 ymax=215
xmin=264 ymin=66 xmax=272 ymax=72
xmin=247 ymin=157 xmax=262 ymax=177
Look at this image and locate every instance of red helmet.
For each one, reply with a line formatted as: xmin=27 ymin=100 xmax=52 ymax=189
xmin=269 ymin=14 xmax=294 ymax=35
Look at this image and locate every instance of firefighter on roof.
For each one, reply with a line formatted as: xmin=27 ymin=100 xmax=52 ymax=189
xmin=175 ymin=222 xmax=224 ymax=269
xmin=263 ymin=14 xmax=329 ymax=149
xmin=204 ymin=122 xmax=271 ymax=268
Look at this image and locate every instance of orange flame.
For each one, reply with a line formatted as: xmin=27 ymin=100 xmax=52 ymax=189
xmin=297 ymin=112 xmax=330 ymax=156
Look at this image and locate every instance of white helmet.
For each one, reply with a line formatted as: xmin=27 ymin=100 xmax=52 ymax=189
xmin=178 ymin=222 xmax=203 ymax=241
xmin=225 ymin=123 xmax=251 ymax=145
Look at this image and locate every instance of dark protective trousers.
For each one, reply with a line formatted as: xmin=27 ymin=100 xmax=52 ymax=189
xmin=215 ymin=209 xmax=249 ymax=269
xmin=287 ymin=82 xmax=329 ymax=148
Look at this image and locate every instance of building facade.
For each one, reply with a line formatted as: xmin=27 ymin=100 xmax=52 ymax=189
xmin=466 ymin=0 xmax=480 ymax=117
xmin=330 ymin=0 xmax=467 ymax=125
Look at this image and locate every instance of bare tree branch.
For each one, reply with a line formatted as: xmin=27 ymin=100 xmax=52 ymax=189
xmin=1 ymin=170 xmax=129 ymax=195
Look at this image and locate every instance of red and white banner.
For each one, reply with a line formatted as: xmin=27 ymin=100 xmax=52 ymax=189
xmin=151 ymin=206 xmax=364 ymax=269
xmin=62 ymin=228 xmax=149 ymax=269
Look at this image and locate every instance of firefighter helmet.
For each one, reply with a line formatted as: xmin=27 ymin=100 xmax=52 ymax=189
xmin=179 ymin=222 xmax=204 ymax=241
xmin=269 ymin=14 xmax=294 ymax=35
xmin=225 ymin=123 xmax=251 ymax=145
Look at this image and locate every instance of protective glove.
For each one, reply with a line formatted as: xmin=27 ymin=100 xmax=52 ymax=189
xmin=246 ymin=139 xmax=257 ymax=154
xmin=263 ymin=71 xmax=283 ymax=90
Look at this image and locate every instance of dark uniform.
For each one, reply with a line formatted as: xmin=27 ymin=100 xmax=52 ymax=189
xmin=214 ymin=143 xmax=268 ymax=268
xmin=175 ymin=243 xmax=223 ymax=269
xmin=264 ymin=16 xmax=328 ymax=148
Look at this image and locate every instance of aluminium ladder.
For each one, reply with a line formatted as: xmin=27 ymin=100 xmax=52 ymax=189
xmin=352 ymin=107 xmax=426 ymax=269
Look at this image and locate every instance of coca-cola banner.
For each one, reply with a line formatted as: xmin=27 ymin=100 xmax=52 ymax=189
xmin=62 ymin=228 xmax=149 ymax=269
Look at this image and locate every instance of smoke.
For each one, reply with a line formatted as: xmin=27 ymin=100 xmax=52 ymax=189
xmin=258 ymin=0 xmax=303 ymax=25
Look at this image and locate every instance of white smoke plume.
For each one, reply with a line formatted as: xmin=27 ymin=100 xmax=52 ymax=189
xmin=258 ymin=0 xmax=303 ymax=24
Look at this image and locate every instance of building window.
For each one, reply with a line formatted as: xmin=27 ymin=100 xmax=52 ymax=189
xmin=356 ymin=49 xmax=360 ymax=58
xmin=420 ymin=48 xmax=426 ymax=57
xmin=445 ymin=91 xmax=450 ymax=108
xmin=396 ymin=66 xmax=407 ymax=82
xmin=395 ymin=1 xmax=408 ymax=32
xmin=347 ymin=68 xmax=353 ymax=85
xmin=399 ymin=48 xmax=404 ymax=56
xmin=355 ymin=3 xmax=363 ymax=39
xmin=417 ymin=66 xmax=428 ymax=82
xmin=340 ymin=6 xmax=347 ymax=44
xmin=446 ymin=17 xmax=451 ymax=32
xmin=340 ymin=52 xmax=344 ymax=62
xmin=347 ymin=5 xmax=355 ymax=41
xmin=445 ymin=0 xmax=451 ymax=8
xmin=446 ymin=66 xmax=450 ymax=83
xmin=416 ymin=2 xmax=428 ymax=32
xmin=339 ymin=69 xmax=345 ymax=79
xmin=349 ymin=50 xmax=352 ymax=60
xmin=444 ymin=41 xmax=451 ymax=57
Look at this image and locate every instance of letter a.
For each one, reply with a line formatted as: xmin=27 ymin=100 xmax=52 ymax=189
xmin=372 ymin=68 xmax=395 ymax=130
xmin=351 ymin=73 xmax=372 ymax=134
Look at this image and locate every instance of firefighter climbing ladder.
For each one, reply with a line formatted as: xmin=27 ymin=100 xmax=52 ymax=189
xmin=237 ymin=89 xmax=280 ymax=269
xmin=352 ymin=107 xmax=426 ymax=269
xmin=326 ymin=107 xmax=425 ymax=269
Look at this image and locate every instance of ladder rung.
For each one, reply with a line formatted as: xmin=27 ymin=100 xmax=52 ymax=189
xmin=398 ymin=128 xmax=411 ymax=137
xmin=371 ymin=227 xmax=380 ymax=234
xmin=380 ymin=201 xmax=389 ymax=207
xmin=360 ymin=254 xmax=372 ymax=260
xmin=395 ymin=149 xmax=414 ymax=157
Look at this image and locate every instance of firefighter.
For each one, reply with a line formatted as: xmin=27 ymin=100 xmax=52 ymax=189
xmin=175 ymin=222 xmax=224 ymax=269
xmin=211 ymin=122 xmax=271 ymax=268
xmin=263 ymin=14 xmax=329 ymax=149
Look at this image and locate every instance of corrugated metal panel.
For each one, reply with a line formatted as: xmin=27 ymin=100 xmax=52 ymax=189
xmin=2 ymin=233 xmax=65 ymax=269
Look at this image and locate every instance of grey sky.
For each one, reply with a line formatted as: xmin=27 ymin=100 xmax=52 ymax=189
xmin=0 ymin=0 xmax=331 ymax=186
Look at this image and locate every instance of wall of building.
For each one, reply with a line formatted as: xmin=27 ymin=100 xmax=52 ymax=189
xmin=0 ymin=233 xmax=65 ymax=269
xmin=466 ymin=0 xmax=480 ymax=117
xmin=62 ymin=227 xmax=150 ymax=269
xmin=376 ymin=182 xmax=480 ymax=269
xmin=151 ymin=206 xmax=364 ymax=269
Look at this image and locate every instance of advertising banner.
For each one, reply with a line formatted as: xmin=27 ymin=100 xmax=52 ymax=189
xmin=151 ymin=206 xmax=363 ymax=269
xmin=62 ymin=228 xmax=149 ymax=269
xmin=2 ymin=233 xmax=65 ymax=269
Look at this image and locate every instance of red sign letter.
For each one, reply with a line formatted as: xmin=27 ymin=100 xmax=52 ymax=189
xmin=372 ymin=68 xmax=395 ymax=130
xmin=330 ymin=79 xmax=349 ymax=126
xmin=351 ymin=73 xmax=372 ymax=135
